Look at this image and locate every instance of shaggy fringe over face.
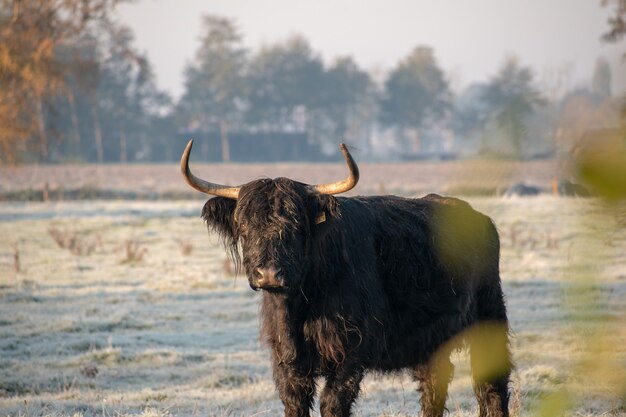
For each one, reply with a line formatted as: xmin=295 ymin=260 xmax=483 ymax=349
xmin=201 ymin=178 xmax=341 ymax=276
xmin=202 ymin=197 xmax=241 ymax=270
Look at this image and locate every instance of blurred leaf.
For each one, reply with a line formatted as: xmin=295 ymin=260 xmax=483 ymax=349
xmin=535 ymin=390 xmax=571 ymax=417
xmin=576 ymin=149 xmax=626 ymax=201
xmin=430 ymin=321 xmax=511 ymax=386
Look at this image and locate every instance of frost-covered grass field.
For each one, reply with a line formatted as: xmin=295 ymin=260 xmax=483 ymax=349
xmin=0 ymin=163 xmax=625 ymax=416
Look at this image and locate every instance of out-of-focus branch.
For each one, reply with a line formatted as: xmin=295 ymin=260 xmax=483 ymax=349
xmin=600 ymin=0 xmax=626 ymax=42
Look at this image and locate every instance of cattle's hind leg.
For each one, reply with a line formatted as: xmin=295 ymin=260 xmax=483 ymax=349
xmin=414 ymin=355 xmax=454 ymax=417
xmin=470 ymin=287 xmax=513 ymax=417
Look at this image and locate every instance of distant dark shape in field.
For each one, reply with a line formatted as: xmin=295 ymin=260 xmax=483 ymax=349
xmin=504 ymin=181 xmax=592 ymax=197
xmin=181 ymin=139 xmax=512 ymax=417
xmin=504 ymin=183 xmax=542 ymax=197
xmin=557 ymin=180 xmax=592 ymax=197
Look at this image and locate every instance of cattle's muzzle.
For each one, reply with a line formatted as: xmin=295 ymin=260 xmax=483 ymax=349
xmin=250 ymin=266 xmax=286 ymax=291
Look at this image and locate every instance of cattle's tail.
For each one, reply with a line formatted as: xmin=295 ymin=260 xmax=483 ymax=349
xmin=469 ymin=281 xmax=513 ymax=417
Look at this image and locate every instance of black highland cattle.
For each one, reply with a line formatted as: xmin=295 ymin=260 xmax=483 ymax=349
xmin=181 ymin=140 xmax=512 ymax=417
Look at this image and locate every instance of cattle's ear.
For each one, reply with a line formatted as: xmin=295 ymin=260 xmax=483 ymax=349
xmin=202 ymin=197 xmax=238 ymax=243
xmin=308 ymin=193 xmax=340 ymax=235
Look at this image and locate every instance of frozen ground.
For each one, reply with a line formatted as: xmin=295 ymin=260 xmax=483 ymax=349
xmin=0 ymin=196 xmax=624 ymax=416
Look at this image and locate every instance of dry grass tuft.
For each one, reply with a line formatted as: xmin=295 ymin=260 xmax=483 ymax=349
xmin=79 ymin=364 xmax=98 ymax=379
xmin=13 ymin=242 xmax=20 ymax=273
xmin=175 ymin=238 xmax=193 ymax=256
xmin=122 ymin=239 xmax=148 ymax=263
xmin=48 ymin=226 xmax=101 ymax=255
xmin=503 ymin=223 xmax=560 ymax=250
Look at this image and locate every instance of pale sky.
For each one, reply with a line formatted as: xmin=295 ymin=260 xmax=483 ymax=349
xmin=117 ymin=0 xmax=625 ymax=100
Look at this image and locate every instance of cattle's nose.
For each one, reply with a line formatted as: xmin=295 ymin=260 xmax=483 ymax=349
xmin=255 ymin=267 xmax=283 ymax=288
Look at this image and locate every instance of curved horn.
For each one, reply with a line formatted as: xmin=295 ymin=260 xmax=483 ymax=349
xmin=309 ymin=143 xmax=359 ymax=195
xmin=180 ymin=139 xmax=240 ymax=199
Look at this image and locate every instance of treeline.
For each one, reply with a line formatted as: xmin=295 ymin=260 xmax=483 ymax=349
xmin=1 ymin=1 xmax=623 ymax=164
xmin=0 ymin=0 xmax=172 ymax=164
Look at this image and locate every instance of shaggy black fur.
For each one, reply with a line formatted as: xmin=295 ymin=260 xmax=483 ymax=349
xmin=201 ymin=178 xmax=512 ymax=417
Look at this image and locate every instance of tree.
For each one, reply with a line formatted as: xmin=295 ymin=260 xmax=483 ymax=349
xmin=0 ymin=0 xmax=122 ymax=163
xmin=482 ymin=56 xmax=544 ymax=156
xmin=177 ymin=15 xmax=246 ymax=162
xmin=452 ymin=83 xmax=492 ymax=149
xmin=246 ymin=35 xmax=325 ymax=132
xmin=379 ymin=46 xmax=451 ymax=151
xmin=591 ymin=57 xmax=612 ymax=97
xmin=32 ymin=18 xmax=169 ymax=163
xmin=320 ymin=57 xmax=375 ymax=150
xmin=556 ymin=89 xmax=620 ymax=152
xmin=94 ymin=24 xmax=170 ymax=162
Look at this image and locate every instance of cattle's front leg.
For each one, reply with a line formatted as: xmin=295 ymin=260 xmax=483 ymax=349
xmin=319 ymin=369 xmax=364 ymax=417
xmin=273 ymin=362 xmax=316 ymax=417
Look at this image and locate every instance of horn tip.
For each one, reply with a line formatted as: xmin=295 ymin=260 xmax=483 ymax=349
xmin=182 ymin=139 xmax=194 ymax=158
xmin=181 ymin=139 xmax=194 ymax=176
xmin=339 ymin=143 xmax=355 ymax=161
